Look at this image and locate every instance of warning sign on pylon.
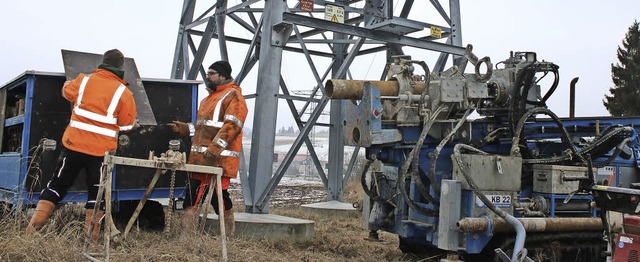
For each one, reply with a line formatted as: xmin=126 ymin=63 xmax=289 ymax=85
xmin=324 ymin=5 xmax=344 ymax=23
xmin=299 ymin=0 xmax=314 ymax=12
xmin=430 ymin=26 xmax=442 ymax=39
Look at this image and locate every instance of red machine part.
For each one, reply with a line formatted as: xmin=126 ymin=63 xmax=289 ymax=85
xmin=613 ymin=216 xmax=640 ymax=262
xmin=613 ymin=234 xmax=640 ymax=262
xmin=624 ymin=215 xmax=640 ymax=236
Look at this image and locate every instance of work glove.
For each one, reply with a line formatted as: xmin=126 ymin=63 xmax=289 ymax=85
xmin=204 ymin=149 xmax=215 ymax=158
xmin=132 ymin=119 xmax=141 ymax=131
xmin=119 ymin=119 xmax=140 ymax=133
xmin=167 ymin=121 xmax=190 ymax=137
xmin=205 ymin=144 xmax=222 ymax=158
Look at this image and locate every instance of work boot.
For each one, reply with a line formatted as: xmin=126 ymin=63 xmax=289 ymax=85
xmin=26 ymin=200 xmax=55 ymax=233
xmin=223 ymin=208 xmax=235 ymax=237
xmin=84 ymin=210 xmax=104 ymax=243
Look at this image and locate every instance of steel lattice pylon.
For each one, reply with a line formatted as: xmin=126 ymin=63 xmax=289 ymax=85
xmin=171 ymin=0 xmax=466 ymax=213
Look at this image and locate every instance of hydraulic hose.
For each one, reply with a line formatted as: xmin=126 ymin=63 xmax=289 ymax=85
xmin=427 ymin=109 xmax=472 ymax=195
xmin=519 ymin=124 xmax=633 ymax=165
xmin=592 ymin=137 xmax=632 ymax=168
xmin=400 ymin=104 xmax=447 ymax=206
xmin=360 ymin=158 xmax=396 ymax=205
xmin=510 ymin=62 xmax=559 ymax=133
xmin=511 ymin=107 xmax=587 ymax=165
xmin=470 ymin=127 xmax=510 ymax=148
xmin=396 ymin=105 xmax=448 ymax=217
xmin=453 ymin=144 xmax=526 ymax=261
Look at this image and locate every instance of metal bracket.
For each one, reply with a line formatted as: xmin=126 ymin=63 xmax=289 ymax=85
xmin=271 ymin=22 xmax=293 ymax=47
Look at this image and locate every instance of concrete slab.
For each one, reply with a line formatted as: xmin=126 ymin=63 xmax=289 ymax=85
xmin=301 ymin=200 xmax=358 ymax=217
xmin=203 ymin=212 xmax=314 ymax=241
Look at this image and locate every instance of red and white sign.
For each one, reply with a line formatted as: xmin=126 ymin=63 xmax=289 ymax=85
xmin=299 ymin=0 xmax=314 ymax=12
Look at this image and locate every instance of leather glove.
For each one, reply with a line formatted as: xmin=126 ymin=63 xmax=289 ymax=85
xmin=205 ymin=144 xmax=223 ymax=158
xmin=167 ymin=121 xmax=190 ymax=137
xmin=132 ymin=119 xmax=141 ymax=131
xmin=119 ymin=119 xmax=140 ymax=133
xmin=204 ymin=150 xmax=214 ymax=158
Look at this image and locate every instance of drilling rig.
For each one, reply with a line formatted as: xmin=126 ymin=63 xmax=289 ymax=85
xmin=328 ymin=44 xmax=640 ymax=261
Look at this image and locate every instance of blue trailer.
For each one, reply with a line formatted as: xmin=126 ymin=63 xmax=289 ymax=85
xmin=0 ymin=71 xmax=199 ymax=211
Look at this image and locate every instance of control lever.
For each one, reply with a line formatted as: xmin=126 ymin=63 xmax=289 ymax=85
xmin=563 ymin=155 xmax=595 ymax=204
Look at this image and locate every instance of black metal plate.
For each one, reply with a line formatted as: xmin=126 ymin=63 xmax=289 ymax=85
xmin=25 ymin=75 xmax=192 ymax=192
xmin=592 ymin=185 xmax=640 ymax=214
xmin=61 ymin=49 xmax=157 ymax=126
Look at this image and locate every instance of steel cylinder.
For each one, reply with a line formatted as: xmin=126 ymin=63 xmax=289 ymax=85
xmin=456 ymin=217 xmax=603 ymax=233
xmin=325 ymin=79 xmax=426 ymax=100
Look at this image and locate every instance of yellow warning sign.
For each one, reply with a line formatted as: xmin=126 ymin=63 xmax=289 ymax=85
xmin=430 ymin=26 xmax=442 ymax=39
xmin=324 ymin=5 xmax=344 ymax=23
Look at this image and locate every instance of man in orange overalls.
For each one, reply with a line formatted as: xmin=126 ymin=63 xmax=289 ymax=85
xmin=26 ymin=49 xmax=139 ymax=242
xmin=168 ymin=60 xmax=247 ymax=236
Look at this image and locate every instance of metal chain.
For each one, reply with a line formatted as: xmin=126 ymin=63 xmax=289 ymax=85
xmin=164 ymin=169 xmax=176 ymax=234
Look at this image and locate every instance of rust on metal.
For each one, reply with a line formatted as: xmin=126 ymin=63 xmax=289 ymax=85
xmin=325 ymin=80 xmax=426 ymax=100
xmin=456 ymin=217 xmax=603 ymax=233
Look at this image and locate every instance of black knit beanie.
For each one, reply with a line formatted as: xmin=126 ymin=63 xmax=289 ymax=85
xmin=209 ymin=61 xmax=232 ymax=79
xmin=103 ymin=49 xmax=124 ymax=69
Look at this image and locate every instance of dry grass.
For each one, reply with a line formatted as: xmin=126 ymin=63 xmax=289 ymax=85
xmin=0 ymin=177 xmax=437 ymax=262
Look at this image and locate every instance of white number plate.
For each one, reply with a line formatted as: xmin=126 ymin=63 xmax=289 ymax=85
xmin=476 ymin=195 xmax=511 ymax=207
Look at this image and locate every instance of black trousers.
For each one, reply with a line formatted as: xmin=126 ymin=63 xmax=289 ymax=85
xmin=183 ymin=178 xmax=232 ymax=214
xmin=39 ymin=148 xmax=103 ymax=209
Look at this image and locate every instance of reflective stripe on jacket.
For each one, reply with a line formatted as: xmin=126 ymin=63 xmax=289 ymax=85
xmin=61 ymin=69 xmax=137 ymax=156
xmin=188 ymin=81 xmax=247 ymax=179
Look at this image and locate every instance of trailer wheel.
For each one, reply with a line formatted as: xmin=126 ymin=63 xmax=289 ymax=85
xmin=399 ymin=237 xmax=443 ymax=256
xmin=0 ymin=202 xmax=11 ymax=217
xmin=114 ymin=200 xmax=165 ymax=231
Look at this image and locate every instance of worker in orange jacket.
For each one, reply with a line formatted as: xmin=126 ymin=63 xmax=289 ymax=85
xmin=168 ymin=60 xmax=247 ymax=236
xmin=26 ymin=49 xmax=139 ymax=242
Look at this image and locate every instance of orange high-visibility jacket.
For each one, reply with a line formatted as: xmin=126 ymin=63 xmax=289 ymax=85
xmin=61 ymin=69 xmax=137 ymax=156
xmin=188 ymin=81 xmax=247 ymax=179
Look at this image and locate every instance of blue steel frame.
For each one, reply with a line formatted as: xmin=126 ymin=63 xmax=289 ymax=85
xmin=368 ymin=115 xmax=640 ymax=254
xmin=0 ymin=71 xmax=199 ymax=209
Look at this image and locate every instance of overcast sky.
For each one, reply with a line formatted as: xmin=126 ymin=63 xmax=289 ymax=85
xmin=1 ymin=1 xmax=639 ymax=128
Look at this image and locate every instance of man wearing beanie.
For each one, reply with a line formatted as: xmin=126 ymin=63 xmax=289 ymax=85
xmin=26 ymin=49 xmax=139 ymax=243
xmin=168 ymin=60 xmax=247 ymax=236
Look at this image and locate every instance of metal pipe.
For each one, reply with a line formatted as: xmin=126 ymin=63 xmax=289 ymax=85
xmin=505 ymin=214 xmax=525 ymax=262
xmin=456 ymin=217 xmax=603 ymax=233
xmin=570 ymin=77 xmax=578 ymax=118
xmin=325 ymin=79 xmax=426 ymax=100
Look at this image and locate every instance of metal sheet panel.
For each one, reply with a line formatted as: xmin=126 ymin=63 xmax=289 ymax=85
xmin=437 ymin=180 xmax=462 ymax=251
xmin=61 ymin=49 xmax=157 ymax=126
xmin=452 ymin=154 xmax=522 ymax=191
xmin=114 ymin=80 xmax=194 ymax=189
xmin=0 ymin=155 xmax=21 ymax=193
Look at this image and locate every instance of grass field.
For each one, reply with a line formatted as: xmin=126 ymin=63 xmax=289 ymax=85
xmin=0 ymin=178 xmax=440 ymax=262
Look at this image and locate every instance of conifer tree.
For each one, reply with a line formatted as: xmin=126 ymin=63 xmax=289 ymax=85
xmin=604 ymin=20 xmax=640 ymax=116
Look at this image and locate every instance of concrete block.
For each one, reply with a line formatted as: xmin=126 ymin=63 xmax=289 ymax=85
xmin=204 ymin=212 xmax=314 ymax=241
